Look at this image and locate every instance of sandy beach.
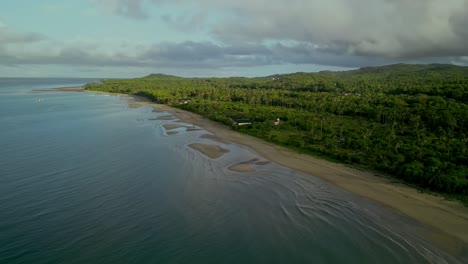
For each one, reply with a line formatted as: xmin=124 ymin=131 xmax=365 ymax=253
xmin=89 ymin=92 xmax=468 ymax=248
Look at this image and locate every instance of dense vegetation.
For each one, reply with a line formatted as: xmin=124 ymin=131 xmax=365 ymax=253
xmin=85 ymin=64 xmax=468 ymax=202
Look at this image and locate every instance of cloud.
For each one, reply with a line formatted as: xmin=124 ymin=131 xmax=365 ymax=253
xmin=450 ymin=1 xmax=468 ymax=41
xmin=93 ymin=0 xmax=148 ymax=19
xmin=93 ymin=0 xmax=468 ymax=63
xmin=208 ymin=0 xmax=468 ymax=60
xmin=452 ymin=56 xmax=468 ymax=66
xmin=0 ymin=23 xmax=45 ymax=44
xmin=0 ymin=23 xmax=139 ymax=67
xmin=161 ymin=12 xmax=208 ymax=33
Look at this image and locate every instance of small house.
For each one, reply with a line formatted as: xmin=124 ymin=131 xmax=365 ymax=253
xmin=234 ymin=118 xmax=252 ymax=126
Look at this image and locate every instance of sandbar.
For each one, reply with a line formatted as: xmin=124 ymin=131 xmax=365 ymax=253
xmin=163 ymin=124 xmax=187 ymax=130
xmin=228 ymin=163 xmax=255 ymax=172
xmin=128 ymin=102 xmax=140 ymax=108
xmin=227 ymin=158 xmax=270 ymax=173
xmin=189 ymin=143 xmax=229 ymax=159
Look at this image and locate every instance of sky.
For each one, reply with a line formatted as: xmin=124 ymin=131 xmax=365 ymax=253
xmin=0 ymin=0 xmax=467 ymax=78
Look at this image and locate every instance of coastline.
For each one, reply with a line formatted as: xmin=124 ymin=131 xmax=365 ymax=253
xmin=87 ymin=90 xmax=468 ymax=247
xmin=32 ymin=86 xmax=86 ymax=92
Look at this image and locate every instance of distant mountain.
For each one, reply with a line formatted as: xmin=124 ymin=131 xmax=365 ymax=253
xmin=351 ymin=63 xmax=468 ymax=76
xmin=260 ymin=64 xmax=468 ymax=87
xmin=143 ymin=73 xmax=182 ymax=80
xmin=144 ymin=64 xmax=468 ymax=80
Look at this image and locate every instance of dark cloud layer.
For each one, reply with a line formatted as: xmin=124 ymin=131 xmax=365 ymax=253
xmin=1 ymin=30 xmax=461 ymax=70
xmin=92 ymin=0 xmax=468 ymax=66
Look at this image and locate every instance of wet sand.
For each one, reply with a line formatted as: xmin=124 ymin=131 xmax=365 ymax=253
xmin=163 ymin=124 xmax=187 ymax=130
xmin=189 ymin=143 xmax=230 ymax=159
xmin=200 ymin=134 xmax=231 ymax=144
xmin=228 ymin=158 xmax=271 ymax=173
xmin=149 ymin=115 xmax=176 ymax=121
xmin=186 ymin=127 xmax=202 ymax=132
xmin=88 ymin=91 xmax=468 ymax=246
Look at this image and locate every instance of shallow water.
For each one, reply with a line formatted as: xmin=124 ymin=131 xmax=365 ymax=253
xmin=0 ymin=78 xmax=466 ymax=263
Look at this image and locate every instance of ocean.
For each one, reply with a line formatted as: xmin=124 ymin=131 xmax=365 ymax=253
xmin=0 ymin=78 xmax=465 ymax=263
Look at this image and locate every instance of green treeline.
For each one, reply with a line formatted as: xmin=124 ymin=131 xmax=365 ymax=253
xmin=85 ymin=64 xmax=468 ymax=201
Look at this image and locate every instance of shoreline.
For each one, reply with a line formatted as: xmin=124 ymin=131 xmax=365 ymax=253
xmin=32 ymin=86 xmax=86 ymax=92
xmin=90 ymin=91 xmax=468 ymax=246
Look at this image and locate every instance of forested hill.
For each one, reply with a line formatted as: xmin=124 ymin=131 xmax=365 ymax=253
xmin=346 ymin=63 xmax=468 ymax=76
xmin=85 ymin=64 xmax=468 ymax=203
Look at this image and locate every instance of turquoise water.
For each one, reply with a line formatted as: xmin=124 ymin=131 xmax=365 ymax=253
xmin=0 ymin=78 xmax=466 ymax=263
